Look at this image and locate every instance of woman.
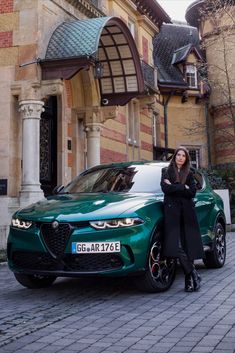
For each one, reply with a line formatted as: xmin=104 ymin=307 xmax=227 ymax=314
xmin=161 ymin=147 xmax=204 ymax=292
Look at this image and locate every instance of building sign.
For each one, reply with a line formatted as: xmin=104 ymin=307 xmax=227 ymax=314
xmin=0 ymin=179 xmax=7 ymax=195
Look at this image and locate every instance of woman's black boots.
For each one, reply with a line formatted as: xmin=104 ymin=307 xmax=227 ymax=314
xmin=185 ymin=269 xmax=201 ymax=292
xmin=191 ymin=269 xmax=201 ymax=291
xmin=185 ymin=273 xmax=194 ymax=292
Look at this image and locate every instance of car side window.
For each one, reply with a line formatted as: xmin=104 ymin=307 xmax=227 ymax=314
xmin=194 ymin=171 xmax=204 ymax=191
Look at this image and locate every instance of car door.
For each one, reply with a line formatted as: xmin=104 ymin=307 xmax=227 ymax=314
xmin=193 ymin=171 xmax=215 ymax=238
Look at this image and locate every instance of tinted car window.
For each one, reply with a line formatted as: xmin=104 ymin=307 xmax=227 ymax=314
xmin=62 ymin=165 xmax=162 ymax=194
xmin=194 ymin=171 xmax=204 ymax=191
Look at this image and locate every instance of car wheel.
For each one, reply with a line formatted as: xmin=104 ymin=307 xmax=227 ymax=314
xmin=203 ymin=222 xmax=226 ymax=268
xmin=133 ymin=231 xmax=176 ymax=293
xmin=14 ymin=273 xmax=57 ymax=289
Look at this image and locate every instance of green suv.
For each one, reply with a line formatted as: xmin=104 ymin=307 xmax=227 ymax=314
xmin=7 ymin=161 xmax=226 ymax=292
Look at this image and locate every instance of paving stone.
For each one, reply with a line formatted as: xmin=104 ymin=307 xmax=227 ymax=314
xmin=0 ymin=232 xmax=235 ymax=353
xmin=191 ymin=348 xmax=216 ymax=353
xmin=216 ymin=342 xmax=235 ymax=349
xmin=212 ymin=350 xmax=234 ymax=353
xmin=169 ymin=347 xmax=196 ymax=353
xmin=15 ymin=341 xmax=48 ymax=352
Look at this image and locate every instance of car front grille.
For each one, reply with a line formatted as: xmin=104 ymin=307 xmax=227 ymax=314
xmin=40 ymin=223 xmax=72 ymax=258
xmin=12 ymin=251 xmax=123 ymax=272
xmin=65 ymin=253 xmax=123 ymax=271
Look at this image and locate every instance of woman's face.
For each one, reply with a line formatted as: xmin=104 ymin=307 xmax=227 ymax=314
xmin=175 ymin=150 xmax=186 ymax=168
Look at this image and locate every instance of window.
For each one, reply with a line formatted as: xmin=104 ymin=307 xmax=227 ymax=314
xmin=186 ymin=64 xmax=198 ymax=88
xmin=152 ymin=112 xmax=160 ymax=147
xmin=142 ymin=36 xmax=148 ymax=63
xmin=127 ymin=100 xmax=139 ymax=146
xmin=188 ymin=148 xmax=200 ymax=168
xmin=149 ymin=39 xmax=153 ymax=66
xmin=193 ymin=171 xmax=204 ymax=191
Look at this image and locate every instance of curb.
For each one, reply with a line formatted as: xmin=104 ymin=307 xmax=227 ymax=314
xmin=226 ymin=224 xmax=235 ymax=232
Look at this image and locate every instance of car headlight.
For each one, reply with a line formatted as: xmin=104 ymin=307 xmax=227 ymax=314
xmin=11 ymin=218 xmax=33 ymax=229
xmin=90 ymin=217 xmax=144 ymax=230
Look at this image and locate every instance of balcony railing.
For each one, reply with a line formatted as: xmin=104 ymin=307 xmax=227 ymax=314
xmin=141 ymin=61 xmax=158 ymax=92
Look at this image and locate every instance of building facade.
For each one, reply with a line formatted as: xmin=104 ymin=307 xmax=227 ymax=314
xmin=153 ymin=22 xmax=210 ymax=168
xmin=186 ymin=0 xmax=235 ymax=168
xmin=0 ymin=0 xmax=214 ymax=249
xmin=0 ymin=0 xmax=170 ymax=248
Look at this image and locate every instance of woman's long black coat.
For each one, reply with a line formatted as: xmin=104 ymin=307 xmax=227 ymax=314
xmin=161 ymin=167 xmax=204 ymax=260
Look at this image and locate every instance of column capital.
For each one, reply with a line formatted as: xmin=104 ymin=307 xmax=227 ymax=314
xmin=84 ymin=123 xmax=103 ymax=134
xmin=19 ymin=100 xmax=45 ymax=119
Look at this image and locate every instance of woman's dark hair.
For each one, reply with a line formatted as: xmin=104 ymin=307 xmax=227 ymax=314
xmin=168 ymin=146 xmax=191 ymax=184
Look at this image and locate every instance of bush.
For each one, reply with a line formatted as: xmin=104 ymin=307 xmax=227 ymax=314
xmin=200 ymin=168 xmax=228 ymax=189
xmin=201 ymin=168 xmax=235 ymax=224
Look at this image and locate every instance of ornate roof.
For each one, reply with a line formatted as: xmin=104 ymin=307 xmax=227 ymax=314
xmin=153 ymin=23 xmax=202 ymax=89
xmin=41 ymin=16 xmax=145 ymax=106
xmin=45 ymin=17 xmax=110 ymax=60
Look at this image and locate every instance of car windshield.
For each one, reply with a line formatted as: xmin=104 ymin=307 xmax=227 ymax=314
xmin=62 ymin=165 xmax=162 ymax=194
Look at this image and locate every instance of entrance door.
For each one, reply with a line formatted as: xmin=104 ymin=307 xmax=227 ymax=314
xmin=40 ymin=96 xmax=57 ymax=196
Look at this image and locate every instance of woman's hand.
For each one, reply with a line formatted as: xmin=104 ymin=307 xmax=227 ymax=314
xmin=164 ymin=179 xmax=171 ymax=185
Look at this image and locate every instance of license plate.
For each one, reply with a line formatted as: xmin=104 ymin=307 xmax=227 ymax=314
xmin=72 ymin=241 xmax=121 ymax=254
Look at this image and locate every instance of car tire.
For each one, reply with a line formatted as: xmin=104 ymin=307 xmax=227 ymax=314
xmin=133 ymin=230 xmax=176 ymax=293
xmin=14 ymin=273 xmax=57 ymax=289
xmin=203 ymin=222 xmax=226 ymax=268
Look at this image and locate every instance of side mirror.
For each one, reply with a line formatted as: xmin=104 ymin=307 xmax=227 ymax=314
xmin=52 ymin=185 xmax=64 ymax=195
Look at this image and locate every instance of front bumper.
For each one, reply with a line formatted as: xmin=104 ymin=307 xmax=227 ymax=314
xmin=7 ymin=221 xmax=152 ymax=277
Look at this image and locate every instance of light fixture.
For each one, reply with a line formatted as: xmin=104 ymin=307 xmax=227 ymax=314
xmin=12 ymin=218 xmax=33 ymax=229
xmin=90 ymin=217 xmax=144 ymax=230
xmin=94 ymin=61 xmax=104 ymax=79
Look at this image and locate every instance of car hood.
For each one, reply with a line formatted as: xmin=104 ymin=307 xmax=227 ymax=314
xmin=15 ymin=192 xmax=163 ymax=222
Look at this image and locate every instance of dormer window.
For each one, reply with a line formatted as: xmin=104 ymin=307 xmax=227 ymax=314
xmin=186 ymin=64 xmax=198 ymax=88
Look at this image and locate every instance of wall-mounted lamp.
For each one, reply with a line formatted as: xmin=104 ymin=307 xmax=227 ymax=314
xmin=94 ymin=61 xmax=104 ymax=79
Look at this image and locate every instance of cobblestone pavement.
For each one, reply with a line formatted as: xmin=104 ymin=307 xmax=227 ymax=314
xmin=0 ymin=233 xmax=234 ymax=353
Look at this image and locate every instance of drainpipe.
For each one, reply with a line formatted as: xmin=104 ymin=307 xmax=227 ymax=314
xmin=163 ymin=93 xmax=173 ymax=148
xmin=205 ymin=99 xmax=212 ymax=168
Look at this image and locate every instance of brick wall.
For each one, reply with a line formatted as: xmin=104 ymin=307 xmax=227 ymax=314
xmin=0 ymin=31 xmax=12 ymax=47
xmin=0 ymin=0 xmax=14 ymax=14
xmin=101 ymin=111 xmax=127 ymax=164
xmin=0 ymin=0 xmax=18 ymax=65
xmin=0 ymin=0 xmax=14 ymax=48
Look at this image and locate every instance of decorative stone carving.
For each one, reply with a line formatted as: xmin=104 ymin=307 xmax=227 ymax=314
xmin=19 ymin=100 xmax=45 ymax=119
xmin=41 ymin=79 xmax=64 ymax=98
xmin=76 ymin=105 xmax=119 ymax=123
xmin=100 ymin=106 xmax=119 ymax=122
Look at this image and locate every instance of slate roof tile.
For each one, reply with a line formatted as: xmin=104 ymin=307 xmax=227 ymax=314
xmin=153 ymin=23 xmax=202 ymax=87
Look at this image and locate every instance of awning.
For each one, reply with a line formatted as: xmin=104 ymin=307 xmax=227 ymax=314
xmin=41 ymin=16 xmax=145 ymax=106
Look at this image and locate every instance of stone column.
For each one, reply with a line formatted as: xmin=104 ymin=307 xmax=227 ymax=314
xmin=19 ymin=100 xmax=45 ymax=206
xmin=84 ymin=123 xmax=102 ymax=168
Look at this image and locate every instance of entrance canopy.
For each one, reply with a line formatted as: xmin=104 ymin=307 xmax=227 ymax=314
xmin=41 ymin=16 xmax=144 ymax=106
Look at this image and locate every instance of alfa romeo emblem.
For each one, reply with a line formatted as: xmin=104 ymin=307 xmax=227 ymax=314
xmin=52 ymin=221 xmax=59 ymax=229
